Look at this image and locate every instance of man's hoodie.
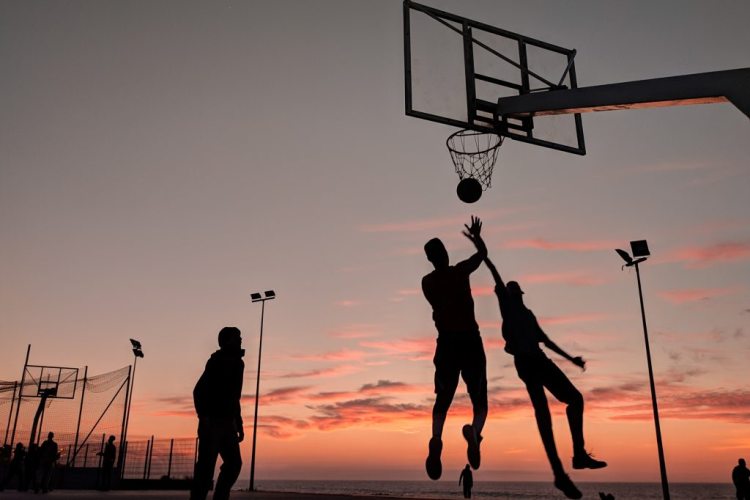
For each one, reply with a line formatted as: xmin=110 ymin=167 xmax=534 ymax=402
xmin=193 ymin=348 xmax=244 ymax=427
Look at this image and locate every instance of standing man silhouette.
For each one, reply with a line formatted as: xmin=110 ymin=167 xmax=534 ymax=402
xmin=483 ymin=256 xmax=606 ymax=499
xmin=97 ymin=435 xmax=117 ymax=491
xmin=422 ymin=216 xmax=488 ymax=480
xmin=459 ymin=464 xmax=474 ymax=498
xmin=190 ymin=327 xmax=245 ymax=500
xmin=38 ymin=431 xmax=59 ymax=493
xmin=733 ymin=458 xmax=750 ymax=500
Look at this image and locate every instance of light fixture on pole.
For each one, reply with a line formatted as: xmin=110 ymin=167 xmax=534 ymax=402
xmin=248 ymin=290 xmax=275 ymax=492
xmin=615 ymin=240 xmax=670 ymax=500
xmin=122 ymin=339 xmax=144 ymax=455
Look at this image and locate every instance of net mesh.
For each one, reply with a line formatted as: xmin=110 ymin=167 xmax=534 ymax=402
xmin=446 ymin=129 xmax=503 ymax=190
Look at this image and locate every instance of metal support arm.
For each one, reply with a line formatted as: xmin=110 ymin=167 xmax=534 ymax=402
xmin=496 ymin=68 xmax=750 ymax=119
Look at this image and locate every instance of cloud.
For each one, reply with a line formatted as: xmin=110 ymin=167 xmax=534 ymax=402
xmin=657 ymin=287 xmax=739 ymax=304
xmin=538 ymin=313 xmax=610 ymax=326
xmin=308 ymin=397 xmax=429 ymax=431
xmin=664 ymin=242 xmax=750 ymax=268
xmin=503 ymin=238 xmax=619 ymax=252
xmin=289 ymin=349 xmax=368 ymax=362
xmin=308 ymin=380 xmax=428 ymax=402
xmin=256 ymin=415 xmax=311 ymax=439
xmin=278 ymin=365 xmax=361 ymax=379
xmin=359 ymin=337 xmax=435 ymax=361
xmin=240 ymin=386 xmax=312 ymax=405
xmin=518 ymin=271 xmax=608 ymax=286
xmin=335 ymin=300 xmax=361 ymax=307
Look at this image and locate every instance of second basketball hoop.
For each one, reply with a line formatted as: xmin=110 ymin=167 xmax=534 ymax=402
xmin=447 ymin=129 xmax=503 ymax=203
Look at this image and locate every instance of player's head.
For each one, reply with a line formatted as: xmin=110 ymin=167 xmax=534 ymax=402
xmin=741 ymin=458 xmax=747 ymax=467
xmin=424 ymin=238 xmax=449 ymax=269
xmin=108 ymin=435 xmax=115 ymax=443
xmin=218 ymin=326 xmax=242 ymax=350
xmin=507 ymin=281 xmax=525 ymax=300
xmin=47 ymin=432 xmax=54 ymax=440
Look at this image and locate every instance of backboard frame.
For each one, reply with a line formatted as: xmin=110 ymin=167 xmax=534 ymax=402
xmin=404 ymin=0 xmax=586 ymax=155
xmin=20 ymin=364 xmax=79 ymax=400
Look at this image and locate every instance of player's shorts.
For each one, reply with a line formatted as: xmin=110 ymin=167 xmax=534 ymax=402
xmin=513 ymin=351 xmax=581 ymax=404
xmin=433 ymin=333 xmax=487 ymax=406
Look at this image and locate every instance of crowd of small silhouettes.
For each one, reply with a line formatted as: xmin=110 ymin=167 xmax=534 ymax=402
xmin=0 ymin=432 xmax=59 ymax=493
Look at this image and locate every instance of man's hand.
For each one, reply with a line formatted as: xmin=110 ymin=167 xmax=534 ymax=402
xmin=238 ymin=427 xmax=245 ymax=443
xmin=462 ymin=215 xmax=482 ymax=240
xmin=572 ymin=356 xmax=586 ymax=371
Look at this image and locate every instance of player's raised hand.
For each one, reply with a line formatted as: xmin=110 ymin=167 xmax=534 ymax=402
xmin=462 ymin=215 xmax=482 ymax=240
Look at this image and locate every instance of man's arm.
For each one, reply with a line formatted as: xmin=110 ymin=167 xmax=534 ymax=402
xmin=541 ymin=332 xmax=586 ymax=370
xmin=457 ymin=215 xmax=487 ymax=273
xmin=235 ymin=360 xmax=245 ymax=442
xmin=484 ymin=257 xmax=505 ymax=289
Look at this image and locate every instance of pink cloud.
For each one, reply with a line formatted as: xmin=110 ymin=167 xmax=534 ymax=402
xmin=658 ymin=287 xmax=739 ymax=304
xmin=359 ymin=337 xmax=435 ymax=361
xmin=518 ymin=271 xmax=608 ymax=286
xmin=278 ymin=365 xmax=361 ymax=379
xmin=290 ymin=349 xmax=368 ymax=362
xmin=335 ymin=300 xmax=361 ymax=307
xmin=504 ymin=238 xmax=619 ymax=252
xmin=328 ymin=324 xmax=380 ymax=339
xmin=538 ymin=313 xmax=609 ymax=326
xmin=664 ymin=242 xmax=750 ymax=268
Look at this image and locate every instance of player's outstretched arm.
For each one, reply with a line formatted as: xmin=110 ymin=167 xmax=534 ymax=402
xmin=542 ymin=334 xmax=586 ymax=371
xmin=484 ymin=257 xmax=505 ymax=289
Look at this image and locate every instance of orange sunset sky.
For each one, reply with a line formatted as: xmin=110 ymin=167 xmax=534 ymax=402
xmin=1 ymin=0 xmax=749 ymax=484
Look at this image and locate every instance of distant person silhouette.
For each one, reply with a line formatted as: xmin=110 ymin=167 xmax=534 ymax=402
xmin=459 ymin=464 xmax=474 ymax=498
xmin=733 ymin=458 xmax=750 ymax=500
xmin=422 ymin=216 xmax=488 ymax=480
xmin=22 ymin=443 xmax=39 ymax=492
xmin=0 ymin=442 xmax=26 ymax=491
xmin=38 ymin=431 xmax=59 ymax=493
xmin=190 ymin=326 xmax=245 ymax=500
xmin=97 ymin=435 xmax=116 ymax=491
xmin=598 ymin=493 xmax=615 ymax=500
xmin=484 ymin=257 xmax=606 ymax=500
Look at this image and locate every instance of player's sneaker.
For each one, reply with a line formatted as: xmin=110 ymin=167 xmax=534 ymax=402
xmin=462 ymin=424 xmax=483 ymax=469
xmin=425 ymin=436 xmax=442 ymax=480
xmin=572 ymin=451 xmax=607 ymax=470
xmin=553 ymin=473 xmax=582 ymax=499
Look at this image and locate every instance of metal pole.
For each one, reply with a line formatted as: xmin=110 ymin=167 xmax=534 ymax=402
xmin=3 ymin=381 xmax=18 ymax=447
xmin=10 ymin=345 xmax=31 ymax=447
xmin=167 ymin=438 xmax=174 ymax=479
xmin=146 ymin=435 xmax=154 ymax=480
xmin=72 ymin=366 xmax=88 ymax=467
xmin=117 ymin=365 xmax=132 ymax=476
xmin=634 ymin=262 xmax=670 ymax=500
xmin=249 ymin=299 xmax=266 ymax=491
xmin=123 ymin=355 xmax=138 ymax=452
xmin=84 ymin=444 xmax=89 ymax=468
xmin=142 ymin=439 xmax=150 ymax=480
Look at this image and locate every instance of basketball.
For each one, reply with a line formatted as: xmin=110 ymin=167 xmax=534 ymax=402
xmin=457 ymin=177 xmax=482 ymax=203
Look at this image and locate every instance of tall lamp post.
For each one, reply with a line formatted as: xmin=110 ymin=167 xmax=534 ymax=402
xmin=248 ymin=290 xmax=275 ymax=492
xmin=122 ymin=339 xmax=144 ymax=455
xmin=615 ymin=240 xmax=670 ymax=500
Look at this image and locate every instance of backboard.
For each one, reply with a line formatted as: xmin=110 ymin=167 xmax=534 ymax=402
xmin=20 ymin=364 xmax=79 ymax=400
xmin=404 ymin=1 xmax=586 ymax=155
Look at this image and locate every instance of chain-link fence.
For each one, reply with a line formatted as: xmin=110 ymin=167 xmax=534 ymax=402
xmin=121 ymin=437 xmax=197 ymax=480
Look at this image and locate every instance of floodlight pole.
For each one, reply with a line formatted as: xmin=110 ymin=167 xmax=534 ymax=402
xmin=632 ymin=260 xmax=670 ymax=500
xmin=249 ymin=291 xmax=275 ymax=492
xmin=9 ymin=345 xmax=31 ymax=447
xmin=122 ymin=345 xmax=142 ymax=454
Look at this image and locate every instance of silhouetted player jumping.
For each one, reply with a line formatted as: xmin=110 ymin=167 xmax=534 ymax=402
xmin=191 ymin=327 xmax=245 ymax=500
xmin=484 ymin=257 xmax=606 ymax=499
xmin=422 ymin=216 xmax=488 ymax=480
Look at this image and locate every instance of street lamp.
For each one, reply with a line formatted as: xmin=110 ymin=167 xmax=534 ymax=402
xmin=122 ymin=339 xmax=144 ymax=459
xmin=248 ymin=290 xmax=275 ymax=491
xmin=615 ymin=240 xmax=670 ymax=500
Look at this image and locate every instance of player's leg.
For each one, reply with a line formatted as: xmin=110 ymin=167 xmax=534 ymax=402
xmin=542 ymin=357 xmax=606 ymax=470
xmin=427 ymin=341 xmax=460 ymax=480
xmin=461 ymin=336 xmax=487 ymax=469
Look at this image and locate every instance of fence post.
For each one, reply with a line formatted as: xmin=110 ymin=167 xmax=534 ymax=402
xmin=83 ymin=443 xmax=89 ymax=468
xmin=146 ymin=435 xmax=154 ymax=480
xmin=120 ymin=441 xmax=128 ymax=480
xmin=142 ymin=439 xmax=150 ymax=480
xmin=167 ymin=438 xmax=174 ymax=479
xmin=71 ymin=366 xmax=88 ymax=467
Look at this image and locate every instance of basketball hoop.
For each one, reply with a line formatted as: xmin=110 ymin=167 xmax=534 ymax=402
xmin=446 ymin=129 xmax=503 ymax=203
